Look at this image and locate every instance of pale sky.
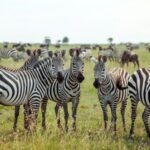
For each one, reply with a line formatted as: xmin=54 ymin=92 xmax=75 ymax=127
xmin=0 ymin=0 xmax=150 ymax=43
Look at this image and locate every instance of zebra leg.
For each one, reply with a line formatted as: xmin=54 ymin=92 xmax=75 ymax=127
xmin=142 ymin=107 xmax=150 ymax=138
xmin=121 ymin=100 xmax=127 ymax=132
xmin=55 ymin=103 xmax=62 ymax=129
xmin=24 ymin=103 xmax=30 ymax=131
xmin=111 ymin=102 xmax=117 ymax=134
xmin=100 ymin=102 xmax=108 ymax=130
xmin=31 ymin=101 xmax=40 ymax=131
xmin=72 ymin=97 xmax=79 ymax=131
xmin=63 ymin=102 xmax=69 ymax=132
xmin=41 ymin=97 xmax=48 ymax=130
xmin=13 ymin=105 xmax=20 ymax=132
xmin=129 ymin=99 xmax=139 ymax=139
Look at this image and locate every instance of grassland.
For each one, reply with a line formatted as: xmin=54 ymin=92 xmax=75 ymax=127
xmin=0 ymin=44 xmax=150 ymax=150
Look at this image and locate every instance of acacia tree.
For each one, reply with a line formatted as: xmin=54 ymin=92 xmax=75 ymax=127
xmin=62 ymin=36 xmax=69 ymax=44
xmin=107 ymin=37 xmax=113 ymax=45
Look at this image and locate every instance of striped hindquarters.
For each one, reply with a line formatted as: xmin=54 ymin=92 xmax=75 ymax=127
xmin=110 ymin=68 xmax=129 ymax=102
xmin=128 ymin=68 xmax=150 ymax=107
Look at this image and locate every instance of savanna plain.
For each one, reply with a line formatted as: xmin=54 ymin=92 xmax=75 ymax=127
xmin=0 ymin=44 xmax=150 ymax=150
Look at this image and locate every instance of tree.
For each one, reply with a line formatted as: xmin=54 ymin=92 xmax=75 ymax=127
xmin=107 ymin=37 xmax=113 ymax=45
xmin=44 ymin=36 xmax=51 ymax=49
xmin=62 ymin=36 xmax=69 ymax=44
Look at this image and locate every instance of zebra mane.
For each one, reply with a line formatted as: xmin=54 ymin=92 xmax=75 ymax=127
xmin=0 ymin=65 xmax=19 ymax=72
xmin=33 ymin=57 xmax=52 ymax=69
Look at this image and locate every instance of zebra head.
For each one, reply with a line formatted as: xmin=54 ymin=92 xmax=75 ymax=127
xmin=22 ymin=49 xmax=42 ymax=69
xmin=69 ymin=48 xmax=85 ymax=83
xmin=93 ymin=55 xmax=107 ymax=88
xmin=52 ymin=52 xmax=65 ymax=83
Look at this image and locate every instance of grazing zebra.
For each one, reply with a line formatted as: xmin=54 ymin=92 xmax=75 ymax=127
xmin=93 ymin=55 xmax=129 ymax=133
xmin=0 ymin=48 xmax=18 ymax=61
xmin=13 ymin=51 xmax=65 ymax=130
xmin=128 ymin=68 xmax=150 ymax=139
xmin=41 ymin=48 xmax=85 ymax=132
xmin=0 ymin=57 xmax=57 ymax=130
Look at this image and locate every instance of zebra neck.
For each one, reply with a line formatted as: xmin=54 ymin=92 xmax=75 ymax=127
xmin=101 ymin=74 xmax=112 ymax=86
xmin=66 ymin=71 xmax=79 ymax=87
xmin=33 ymin=67 xmax=53 ymax=87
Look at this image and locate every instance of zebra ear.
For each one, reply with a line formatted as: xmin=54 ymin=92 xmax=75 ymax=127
xmin=54 ymin=52 xmax=58 ymax=57
xmin=37 ymin=49 xmax=41 ymax=56
xmin=26 ymin=49 xmax=31 ymax=56
xmin=69 ymin=49 xmax=73 ymax=57
xmin=61 ymin=50 xmax=66 ymax=57
xmin=102 ymin=56 xmax=107 ymax=63
xmin=76 ymin=48 xmax=81 ymax=56
xmin=48 ymin=51 xmax=53 ymax=58
xmin=98 ymin=55 xmax=107 ymax=63
xmin=98 ymin=55 xmax=103 ymax=62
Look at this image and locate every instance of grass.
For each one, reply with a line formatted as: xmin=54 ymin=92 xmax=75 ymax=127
xmin=0 ymin=44 xmax=150 ymax=150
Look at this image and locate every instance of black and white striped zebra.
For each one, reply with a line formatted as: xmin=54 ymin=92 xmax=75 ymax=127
xmin=0 ymin=48 xmax=18 ymax=61
xmin=41 ymin=48 xmax=85 ymax=131
xmin=128 ymin=68 xmax=150 ymax=139
xmin=0 ymin=57 xmax=57 ymax=130
xmin=93 ymin=55 xmax=129 ymax=133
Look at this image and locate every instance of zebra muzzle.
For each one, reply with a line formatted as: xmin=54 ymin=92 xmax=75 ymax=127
xmin=93 ymin=79 xmax=100 ymax=88
xmin=57 ymin=72 xmax=64 ymax=83
xmin=77 ymin=72 xmax=85 ymax=83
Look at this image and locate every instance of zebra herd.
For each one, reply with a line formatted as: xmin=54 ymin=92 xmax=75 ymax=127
xmin=0 ymin=48 xmax=150 ymax=140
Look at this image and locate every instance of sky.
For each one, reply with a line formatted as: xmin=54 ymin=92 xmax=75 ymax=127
xmin=0 ymin=0 xmax=150 ymax=44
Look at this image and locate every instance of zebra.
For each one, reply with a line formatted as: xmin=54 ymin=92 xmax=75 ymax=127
xmin=128 ymin=68 xmax=150 ymax=139
xmin=0 ymin=48 xmax=18 ymax=61
xmin=0 ymin=57 xmax=57 ymax=131
xmin=93 ymin=55 xmax=129 ymax=134
xmin=41 ymin=48 xmax=85 ymax=132
xmin=13 ymin=51 xmax=65 ymax=131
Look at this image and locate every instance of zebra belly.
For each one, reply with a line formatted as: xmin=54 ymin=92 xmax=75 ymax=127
xmin=101 ymin=94 xmax=115 ymax=104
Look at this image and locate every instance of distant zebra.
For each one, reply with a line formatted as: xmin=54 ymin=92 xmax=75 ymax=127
xmin=0 ymin=48 xmax=18 ymax=61
xmin=39 ymin=48 xmax=49 ymax=59
xmin=0 ymin=57 xmax=57 ymax=131
xmin=93 ymin=55 xmax=129 ymax=133
xmin=128 ymin=68 xmax=150 ymax=139
xmin=41 ymin=48 xmax=85 ymax=131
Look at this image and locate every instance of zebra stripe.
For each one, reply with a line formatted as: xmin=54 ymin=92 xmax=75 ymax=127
xmin=93 ymin=55 xmax=129 ymax=133
xmin=128 ymin=68 xmax=150 ymax=139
